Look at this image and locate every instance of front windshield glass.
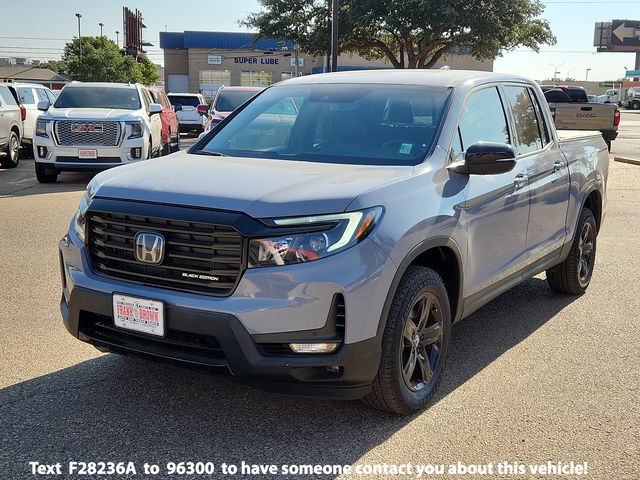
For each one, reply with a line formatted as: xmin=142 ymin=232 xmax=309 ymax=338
xmin=198 ymin=84 xmax=451 ymax=166
xmin=54 ymin=87 xmax=141 ymax=110
xmin=215 ymin=91 xmax=258 ymax=112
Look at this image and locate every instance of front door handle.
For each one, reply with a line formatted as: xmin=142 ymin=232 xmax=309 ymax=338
xmin=553 ymin=160 xmax=563 ymax=172
xmin=514 ymin=173 xmax=528 ymax=189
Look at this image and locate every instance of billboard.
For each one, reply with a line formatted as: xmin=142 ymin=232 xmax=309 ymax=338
xmin=594 ymin=20 xmax=640 ymax=52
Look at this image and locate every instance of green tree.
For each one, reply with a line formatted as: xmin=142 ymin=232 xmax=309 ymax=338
xmin=63 ymin=36 xmax=158 ymax=85
xmin=244 ymin=0 xmax=555 ymax=69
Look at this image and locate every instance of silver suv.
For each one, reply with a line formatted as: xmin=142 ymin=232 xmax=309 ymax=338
xmin=0 ymin=84 xmax=23 ymax=168
xmin=59 ymin=71 xmax=608 ymax=414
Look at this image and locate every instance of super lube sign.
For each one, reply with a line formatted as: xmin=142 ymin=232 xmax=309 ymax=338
xmin=233 ymin=57 xmax=280 ymax=65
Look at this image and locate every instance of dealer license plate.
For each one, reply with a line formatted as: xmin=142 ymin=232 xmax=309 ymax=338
xmin=78 ymin=149 xmax=98 ymax=159
xmin=113 ymin=294 xmax=164 ymax=337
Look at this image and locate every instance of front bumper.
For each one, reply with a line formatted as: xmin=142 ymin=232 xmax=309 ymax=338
xmin=58 ymin=212 xmax=396 ymax=399
xmin=33 ymin=135 xmax=148 ymax=170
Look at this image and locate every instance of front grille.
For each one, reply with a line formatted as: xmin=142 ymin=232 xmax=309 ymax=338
xmin=55 ymin=120 xmax=121 ymax=146
xmin=87 ymin=211 xmax=245 ymax=296
xmin=79 ymin=312 xmax=227 ymax=367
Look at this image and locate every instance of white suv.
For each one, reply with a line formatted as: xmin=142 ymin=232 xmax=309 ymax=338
xmin=33 ymin=82 xmax=163 ymax=183
xmin=167 ymin=93 xmax=207 ymax=133
xmin=8 ymin=83 xmax=56 ymax=156
xmin=0 ymin=84 xmax=23 ymax=168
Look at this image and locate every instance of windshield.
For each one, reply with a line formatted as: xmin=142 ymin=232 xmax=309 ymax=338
xmin=54 ymin=87 xmax=141 ymax=110
xmin=168 ymin=95 xmax=201 ymax=108
xmin=198 ymin=84 xmax=451 ymax=166
xmin=215 ymin=91 xmax=258 ymax=112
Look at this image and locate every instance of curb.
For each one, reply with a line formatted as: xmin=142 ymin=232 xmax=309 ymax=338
xmin=614 ymin=156 xmax=640 ymax=166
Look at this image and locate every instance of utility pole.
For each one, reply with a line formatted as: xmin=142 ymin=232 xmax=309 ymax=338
xmin=115 ymin=31 xmax=120 ymax=48
xmin=99 ymin=22 xmax=104 ymax=37
xmin=330 ymin=0 xmax=339 ymax=72
xmin=586 ymin=68 xmax=591 ymax=82
xmin=75 ymin=13 xmax=82 ymax=56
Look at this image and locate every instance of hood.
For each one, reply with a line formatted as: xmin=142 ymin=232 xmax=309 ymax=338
xmin=91 ymin=151 xmax=414 ymax=218
xmin=44 ymin=107 xmax=141 ymax=121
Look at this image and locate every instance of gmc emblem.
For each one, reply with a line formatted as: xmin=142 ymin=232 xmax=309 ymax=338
xmin=70 ymin=123 xmax=104 ymax=133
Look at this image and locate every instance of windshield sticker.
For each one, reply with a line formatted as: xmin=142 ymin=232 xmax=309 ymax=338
xmin=399 ymin=143 xmax=413 ymax=155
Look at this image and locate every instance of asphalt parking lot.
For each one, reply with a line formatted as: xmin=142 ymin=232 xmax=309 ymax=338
xmin=1 ymin=122 xmax=638 ymax=479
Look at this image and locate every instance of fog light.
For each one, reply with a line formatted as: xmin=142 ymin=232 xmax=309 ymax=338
xmin=289 ymin=342 xmax=340 ymax=354
xmin=131 ymin=147 xmax=142 ymax=159
xmin=38 ymin=146 xmax=48 ymax=158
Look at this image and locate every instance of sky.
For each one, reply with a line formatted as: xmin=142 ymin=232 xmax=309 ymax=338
xmin=2 ymin=0 xmax=639 ymax=82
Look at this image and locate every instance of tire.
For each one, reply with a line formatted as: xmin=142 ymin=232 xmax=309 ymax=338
xmin=632 ymin=101 xmax=640 ymax=110
xmin=170 ymin=134 xmax=180 ymax=153
xmin=35 ymin=162 xmax=58 ymax=183
xmin=546 ymin=208 xmax=597 ymax=295
xmin=1 ymin=130 xmax=20 ymax=168
xmin=363 ymin=266 xmax=451 ymax=415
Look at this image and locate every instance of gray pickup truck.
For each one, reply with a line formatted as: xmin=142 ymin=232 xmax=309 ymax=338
xmin=59 ymin=71 xmax=609 ymax=414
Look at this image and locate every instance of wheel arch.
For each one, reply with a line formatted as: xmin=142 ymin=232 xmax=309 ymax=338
xmin=10 ymin=125 xmax=20 ymax=139
xmin=376 ymin=237 xmax=464 ymax=340
xmin=583 ymin=188 xmax=602 ymax=233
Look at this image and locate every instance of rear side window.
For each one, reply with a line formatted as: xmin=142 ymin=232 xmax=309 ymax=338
xmin=453 ymin=87 xmax=510 ymax=159
xmin=0 ymin=86 xmax=17 ymax=105
xmin=528 ymin=88 xmax=550 ymax=145
xmin=36 ymin=89 xmax=49 ymax=102
xmin=502 ymin=86 xmax=543 ymax=155
xmin=17 ymin=88 xmax=35 ymax=104
xmin=45 ymin=90 xmax=57 ymax=103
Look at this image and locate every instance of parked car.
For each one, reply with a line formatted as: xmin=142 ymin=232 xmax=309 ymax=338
xmin=7 ymin=82 xmax=57 ymax=157
xmin=0 ymin=84 xmax=23 ymax=168
xmin=597 ymin=88 xmax=619 ymax=104
xmin=542 ymin=85 xmax=619 ymax=151
xmin=624 ymin=87 xmax=640 ymax=110
xmin=204 ymin=86 xmax=264 ymax=132
xmin=59 ymin=71 xmax=608 ymax=414
xmin=149 ymin=87 xmax=180 ymax=155
xmin=33 ymin=82 xmax=164 ymax=183
xmin=167 ymin=93 xmax=207 ymax=133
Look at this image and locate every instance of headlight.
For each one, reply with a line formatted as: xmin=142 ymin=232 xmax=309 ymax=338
xmin=73 ymin=181 xmax=98 ymax=244
xmin=36 ymin=119 xmax=50 ymax=138
xmin=248 ymin=207 xmax=383 ymax=268
xmin=126 ymin=121 xmax=143 ymax=139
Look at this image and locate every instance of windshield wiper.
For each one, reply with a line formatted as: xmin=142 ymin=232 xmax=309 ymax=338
xmin=192 ymin=150 xmax=227 ymax=157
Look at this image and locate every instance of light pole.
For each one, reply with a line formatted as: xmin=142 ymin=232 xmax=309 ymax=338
xmin=115 ymin=31 xmax=120 ymax=48
xmin=330 ymin=0 xmax=339 ymax=72
xmin=548 ymin=62 xmax=564 ymax=83
xmin=75 ymin=13 xmax=82 ymax=56
xmin=586 ymin=68 xmax=591 ymax=82
xmin=99 ymin=22 xmax=104 ymax=37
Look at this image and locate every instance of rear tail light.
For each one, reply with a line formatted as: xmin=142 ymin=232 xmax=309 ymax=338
xmin=550 ymin=107 xmax=556 ymax=123
xmin=19 ymin=105 xmax=26 ymax=122
xmin=614 ymin=109 xmax=621 ymax=126
xmin=197 ymin=104 xmax=209 ymax=115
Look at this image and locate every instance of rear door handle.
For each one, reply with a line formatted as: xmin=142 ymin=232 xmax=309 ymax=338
xmin=553 ymin=160 xmax=564 ymax=172
xmin=514 ymin=173 xmax=528 ymax=189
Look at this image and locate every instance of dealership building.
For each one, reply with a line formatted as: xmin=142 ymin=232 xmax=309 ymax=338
xmin=159 ymin=31 xmax=493 ymax=99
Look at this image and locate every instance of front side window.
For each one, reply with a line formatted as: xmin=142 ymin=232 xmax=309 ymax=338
xmin=54 ymin=87 xmax=141 ymax=110
xmin=198 ymin=84 xmax=451 ymax=166
xmin=503 ymin=86 xmax=543 ymax=155
xmin=452 ymin=87 xmax=510 ymax=159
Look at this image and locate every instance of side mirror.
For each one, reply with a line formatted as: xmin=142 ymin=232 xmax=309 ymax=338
xmin=37 ymin=100 xmax=50 ymax=111
xmin=449 ymin=142 xmax=517 ymax=175
xmin=197 ymin=104 xmax=209 ymax=116
xmin=173 ymin=103 xmax=182 ymax=112
xmin=149 ymin=103 xmax=163 ymax=115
